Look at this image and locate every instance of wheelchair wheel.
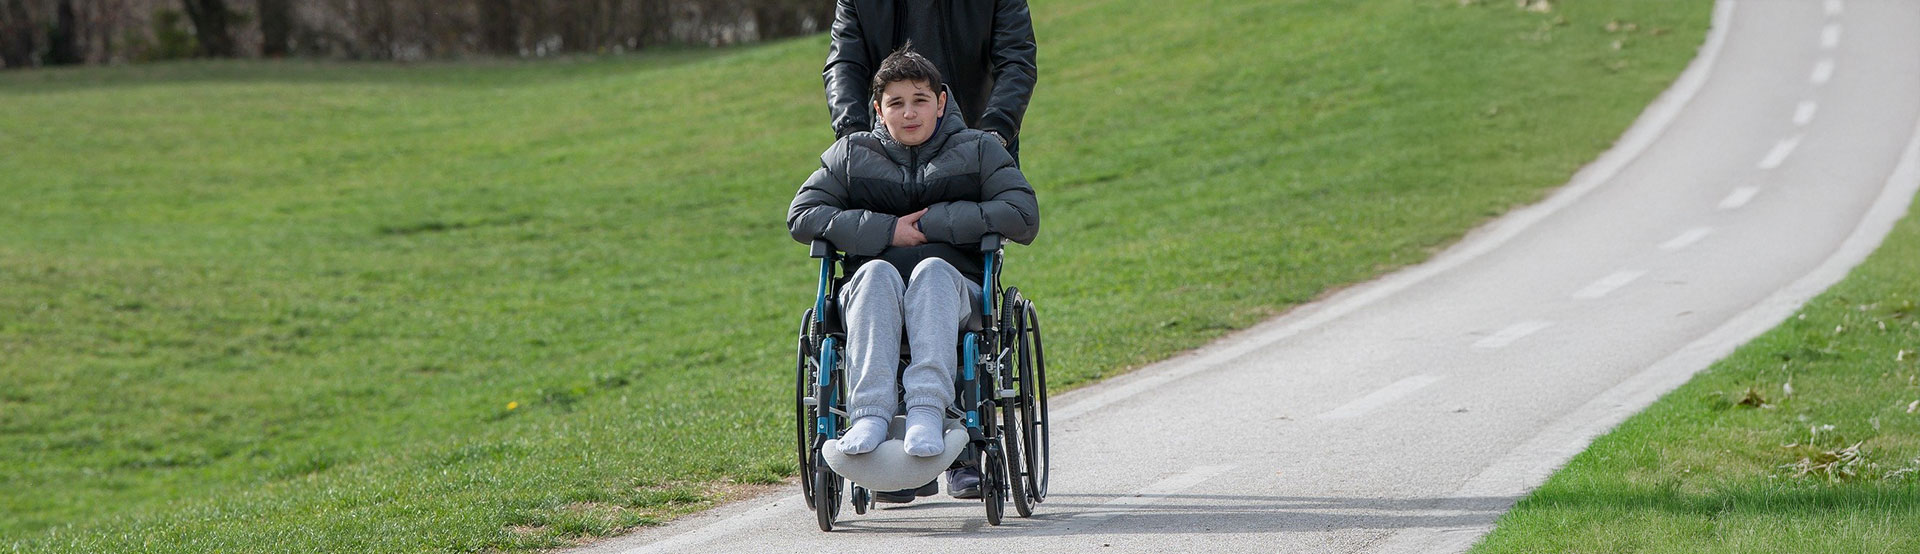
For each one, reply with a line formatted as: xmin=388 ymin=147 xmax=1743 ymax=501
xmin=1017 ymin=300 xmax=1050 ymax=508
xmin=851 ymin=486 xmax=870 ymax=515
xmin=794 ymin=310 xmax=817 ymax=510
xmin=982 ymin=442 xmax=1006 ymax=526
xmin=997 ymin=289 xmax=1032 ymax=518
xmin=812 ymin=458 xmax=842 ymax=532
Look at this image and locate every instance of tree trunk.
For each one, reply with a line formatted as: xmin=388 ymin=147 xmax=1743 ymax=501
xmin=0 ymin=0 xmax=33 ymax=69
xmin=180 ymin=0 xmax=235 ymax=57
xmin=257 ymin=0 xmax=290 ymax=57
xmin=45 ymin=0 xmax=78 ymax=65
xmin=480 ymin=0 xmax=516 ymax=56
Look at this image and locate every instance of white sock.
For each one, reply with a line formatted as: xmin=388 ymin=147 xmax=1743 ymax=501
xmin=903 ymin=406 xmax=945 ymax=457
xmin=837 ymin=416 xmax=888 ymax=455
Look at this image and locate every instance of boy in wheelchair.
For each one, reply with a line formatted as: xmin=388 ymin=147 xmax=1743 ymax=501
xmin=787 ymin=45 xmax=1040 ymax=500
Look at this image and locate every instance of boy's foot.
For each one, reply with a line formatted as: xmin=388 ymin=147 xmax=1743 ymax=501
xmin=836 ymin=416 xmax=889 ymax=455
xmin=946 ymin=467 xmax=982 ymax=499
xmin=903 ymin=406 xmax=945 ymax=457
xmin=872 ymin=479 xmax=939 ymax=503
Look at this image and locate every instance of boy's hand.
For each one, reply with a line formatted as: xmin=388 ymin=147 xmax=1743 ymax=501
xmin=891 ymin=209 xmax=928 ymax=247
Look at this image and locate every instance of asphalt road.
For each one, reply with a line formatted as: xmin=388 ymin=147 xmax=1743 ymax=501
xmin=576 ymin=1 xmax=1920 ymax=552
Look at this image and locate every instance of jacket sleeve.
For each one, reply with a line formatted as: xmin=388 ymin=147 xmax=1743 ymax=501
xmin=789 ymin=140 xmax=897 ymax=256
xmin=919 ymin=137 xmax=1039 ymax=246
xmin=824 ymin=0 xmax=874 ymax=139
xmin=977 ymin=0 xmax=1037 ymax=141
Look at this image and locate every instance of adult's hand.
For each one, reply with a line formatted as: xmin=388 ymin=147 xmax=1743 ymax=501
xmin=891 ymin=209 xmax=928 ymax=247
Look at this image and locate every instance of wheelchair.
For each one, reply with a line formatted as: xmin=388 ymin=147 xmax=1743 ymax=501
xmin=794 ymin=233 xmax=1051 ymax=531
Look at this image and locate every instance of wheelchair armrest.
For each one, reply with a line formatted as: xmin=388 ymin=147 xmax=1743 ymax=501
xmin=810 ymin=239 xmax=835 ymax=259
xmin=978 ymin=233 xmax=1002 ymax=252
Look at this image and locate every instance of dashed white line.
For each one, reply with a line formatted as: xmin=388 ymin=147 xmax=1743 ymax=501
xmin=1821 ymin=23 xmax=1842 ymax=49
xmin=1794 ymin=101 xmax=1818 ymax=126
xmin=1758 ymin=135 xmax=1803 ymax=169
xmin=1106 ymin=465 xmax=1235 ymax=504
xmin=1659 ymin=227 xmax=1714 ymax=252
xmin=1811 ymin=59 xmax=1834 ymax=84
xmin=1317 ymin=375 xmax=1443 ymax=420
xmin=1719 ymin=186 xmax=1760 ymax=210
xmin=1573 ymin=270 xmax=1647 ymax=300
xmin=1075 ymin=464 xmax=1237 ymax=523
xmin=1473 ymin=321 xmax=1553 ymax=350
xmin=1824 ymin=0 xmax=1843 ymax=17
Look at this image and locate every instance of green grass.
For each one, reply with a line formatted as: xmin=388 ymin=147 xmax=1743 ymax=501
xmin=1472 ymin=188 xmax=1920 ymax=548
xmin=0 ymin=1 xmax=1709 ymax=551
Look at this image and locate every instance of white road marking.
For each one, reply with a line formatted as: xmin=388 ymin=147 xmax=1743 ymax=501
xmin=1824 ymin=0 xmax=1843 ymax=17
xmin=1573 ymin=270 xmax=1648 ymax=300
xmin=1821 ymin=23 xmax=1842 ymax=49
xmin=1049 ymin=0 xmax=1734 ymax=426
xmin=1376 ymin=106 xmax=1920 ymax=554
xmin=1103 ymin=465 xmax=1235 ymax=506
xmin=1758 ymin=135 xmax=1802 ymax=169
xmin=1658 ymin=227 xmax=1714 ymax=252
xmin=1075 ymin=465 xmax=1237 ymax=523
xmin=1317 ymin=375 xmax=1444 ymax=420
xmin=1473 ymin=321 xmax=1553 ymax=350
xmin=576 ymin=1 xmax=1754 ymax=549
xmin=1718 ymin=186 xmax=1760 ymax=210
xmin=1811 ymin=58 xmax=1834 ymax=84
xmin=1794 ymin=101 xmax=1818 ymax=126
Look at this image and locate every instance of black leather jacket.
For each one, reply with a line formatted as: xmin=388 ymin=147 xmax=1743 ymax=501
xmin=824 ymin=0 xmax=1038 ymax=142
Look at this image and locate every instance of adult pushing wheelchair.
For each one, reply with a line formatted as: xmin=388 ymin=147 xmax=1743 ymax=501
xmin=794 ymin=233 xmax=1050 ymax=531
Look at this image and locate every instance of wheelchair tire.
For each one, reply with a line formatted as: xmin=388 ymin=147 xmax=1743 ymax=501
xmin=851 ymin=486 xmax=869 ymax=515
xmin=1018 ymin=301 xmax=1050 ymax=506
xmin=982 ymin=442 xmax=1006 ymax=526
xmin=813 ymin=460 xmax=841 ymax=532
xmin=795 ymin=310 xmax=817 ymax=510
xmin=998 ymin=289 xmax=1034 ymax=518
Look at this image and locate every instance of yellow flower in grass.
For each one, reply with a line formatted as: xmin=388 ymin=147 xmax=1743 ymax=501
xmin=507 ymin=401 xmax=520 ymax=411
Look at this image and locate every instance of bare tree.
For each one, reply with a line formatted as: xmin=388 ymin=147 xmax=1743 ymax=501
xmin=479 ymin=0 xmax=513 ymax=55
xmin=0 ymin=0 xmax=35 ymax=68
xmin=44 ymin=0 xmax=76 ymax=64
xmin=257 ymin=0 xmax=289 ymax=56
xmin=1 ymin=0 xmax=840 ymax=67
xmin=180 ymin=0 xmax=235 ymax=56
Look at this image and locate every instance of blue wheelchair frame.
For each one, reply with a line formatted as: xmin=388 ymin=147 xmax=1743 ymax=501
xmin=795 ymin=233 xmax=1048 ymax=531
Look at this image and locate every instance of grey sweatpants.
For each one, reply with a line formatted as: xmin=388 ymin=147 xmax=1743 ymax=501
xmin=840 ymin=257 xmax=979 ymax=423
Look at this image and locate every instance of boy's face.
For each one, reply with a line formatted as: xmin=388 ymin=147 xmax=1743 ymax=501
xmin=874 ymin=79 xmax=945 ymax=147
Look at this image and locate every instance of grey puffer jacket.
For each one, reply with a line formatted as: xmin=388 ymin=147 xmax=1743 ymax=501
xmin=788 ymin=103 xmax=1039 ymax=284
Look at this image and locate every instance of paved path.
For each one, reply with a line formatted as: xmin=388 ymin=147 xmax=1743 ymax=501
xmin=576 ymin=1 xmax=1920 ymax=552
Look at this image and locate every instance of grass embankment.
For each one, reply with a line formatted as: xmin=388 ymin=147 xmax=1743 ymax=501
xmin=1473 ymin=180 xmax=1920 ymax=548
xmin=0 ymin=1 xmax=1708 ymax=551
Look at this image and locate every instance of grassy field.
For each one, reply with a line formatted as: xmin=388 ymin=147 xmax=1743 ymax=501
xmin=0 ymin=0 xmax=1710 ymax=551
xmin=1472 ymin=170 xmax=1920 ymax=548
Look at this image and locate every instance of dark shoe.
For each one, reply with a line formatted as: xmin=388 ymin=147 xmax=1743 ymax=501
xmin=872 ymin=479 xmax=939 ymax=503
xmin=946 ymin=467 xmax=982 ymax=499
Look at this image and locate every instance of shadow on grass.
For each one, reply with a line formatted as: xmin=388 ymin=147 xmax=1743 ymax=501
xmin=826 ymin=493 xmax=1522 ymax=538
xmin=1515 ymin=481 xmax=1920 ymax=517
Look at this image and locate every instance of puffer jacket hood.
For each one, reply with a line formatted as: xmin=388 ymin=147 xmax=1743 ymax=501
xmin=789 ymin=90 xmax=1038 ymax=284
xmin=868 ymin=86 xmax=969 ymax=167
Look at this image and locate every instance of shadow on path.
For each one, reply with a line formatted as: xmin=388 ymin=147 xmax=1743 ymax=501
xmin=821 ymin=493 xmax=1521 ymax=538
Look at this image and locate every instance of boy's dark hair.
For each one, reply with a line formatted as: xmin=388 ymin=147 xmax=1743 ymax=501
xmin=870 ymin=41 xmax=943 ymax=101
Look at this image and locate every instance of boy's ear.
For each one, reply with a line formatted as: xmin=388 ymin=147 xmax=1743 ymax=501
xmin=937 ymin=91 xmax=947 ymax=117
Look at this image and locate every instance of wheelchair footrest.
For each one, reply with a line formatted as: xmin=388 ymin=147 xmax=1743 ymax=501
xmin=820 ymin=419 xmax=968 ymax=492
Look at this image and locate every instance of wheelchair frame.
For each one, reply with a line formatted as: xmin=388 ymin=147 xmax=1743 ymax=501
xmin=794 ymin=233 xmax=1051 ymax=531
